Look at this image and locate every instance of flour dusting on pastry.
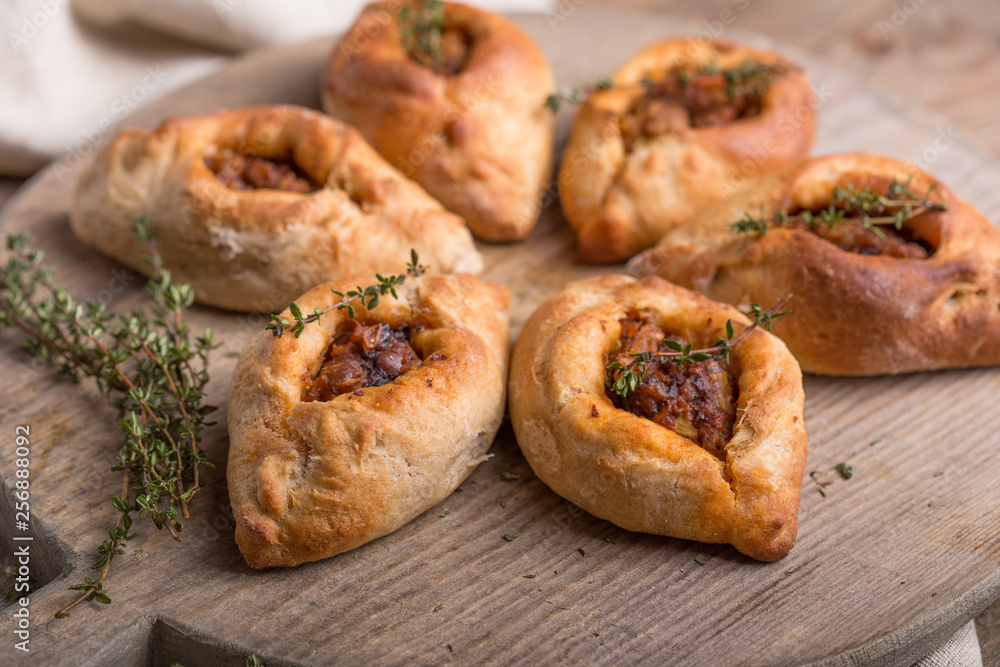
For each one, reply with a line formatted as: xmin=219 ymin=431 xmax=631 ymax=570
xmin=322 ymin=1 xmax=556 ymax=242
xmin=509 ymin=275 xmax=807 ymax=562
xmin=70 ymin=105 xmax=483 ymax=312
xmin=228 ymin=273 xmax=510 ymax=568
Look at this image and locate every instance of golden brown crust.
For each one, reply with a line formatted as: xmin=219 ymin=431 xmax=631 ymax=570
xmin=70 ymin=105 xmax=483 ymax=312
xmin=628 ymin=153 xmax=1000 ymax=375
xmin=228 ymin=273 xmax=511 ymax=568
xmin=558 ymin=38 xmax=816 ymax=263
xmin=321 ymin=1 xmax=555 ymax=242
xmin=508 ymin=275 xmax=807 ymax=561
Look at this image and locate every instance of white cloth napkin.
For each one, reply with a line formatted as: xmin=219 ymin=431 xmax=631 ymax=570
xmin=914 ymin=621 xmax=982 ymax=667
xmin=0 ymin=0 xmax=551 ymax=175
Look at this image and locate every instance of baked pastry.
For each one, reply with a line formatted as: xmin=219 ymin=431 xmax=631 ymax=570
xmin=627 ymin=153 xmax=1000 ymax=375
xmin=228 ymin=272 xmax=510 ymax=568
xmin=508 ymin=275 xmax=807 ymax=561
xmin=558 ymin=38 xmax=816 ymax=263
xmin=322 ymin=1 xmax=555 ymax=242
xmin=71 ymin=105 xmax=483 ymax=312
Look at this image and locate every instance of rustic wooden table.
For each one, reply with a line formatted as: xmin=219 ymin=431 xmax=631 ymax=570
xmin=1 ymin=1 xmax=998 ymax=663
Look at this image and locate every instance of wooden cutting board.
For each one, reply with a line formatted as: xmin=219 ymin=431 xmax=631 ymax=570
xmin=3 ymin=11 xmax=1000 ymax=666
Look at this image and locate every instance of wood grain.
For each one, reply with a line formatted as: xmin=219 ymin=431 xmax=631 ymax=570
xmin=2 ymin=11 xmax=1000 ymax=667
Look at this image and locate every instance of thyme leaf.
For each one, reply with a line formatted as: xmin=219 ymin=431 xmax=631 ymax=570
xmin=730 ymin=178 xmax=947 ymax=239
xmin=268 ymin=251 xmax=426 ymax=338
xmin=399 ymin=0 xmax=446 ymax=73
xmin=546 ymin=60 xmax=793 ymax=113
xmin=605 ymin=298 xmax=791 ymax=399
xmin=1 ymin=218 xmax=217 ymax=618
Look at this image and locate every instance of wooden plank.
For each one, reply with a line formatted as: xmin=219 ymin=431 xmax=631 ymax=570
xmin=2 ymin=11 xmax=1000 ymax=666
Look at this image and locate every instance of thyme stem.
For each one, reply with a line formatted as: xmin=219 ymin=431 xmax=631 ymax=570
xmin=606 ymin=297 xmax=791 ymax=398
xmin=731 ymin=178 xmax=947 ymax=239
xmin=267 ymin=250 xmax=427 ymax=338
xmin=54 ymin=465 xmax=130 ymax=618
xmin=400 ymin=0 xmax=445 ymax=73
xmin=546 ymin=59 xmax=795 ymax=112
xmin=0 ymin=218 xmax=216 ymax=617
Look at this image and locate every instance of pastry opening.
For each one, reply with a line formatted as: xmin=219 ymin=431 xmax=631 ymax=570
xmin=303 ymin=319 xmax=423 ymax=402
xmin=619 ymin=59 xmax=788 ymax=151
xmin=788 ymin=176 xmax=943 ymax=259
xmin=438 ymin=28 xmax=472 ymax=75
xmin=329 ymin=172 xmax=369 ymax=209
xmin=605 ymin=310 xmax=739 ymax=460
xmin=943 ymin=285 xmax=988 ymax=317
xmin=398 ymin=0 xmax=472 ymax=77
xmin=205 ymin=148 xmax=321 ymax=194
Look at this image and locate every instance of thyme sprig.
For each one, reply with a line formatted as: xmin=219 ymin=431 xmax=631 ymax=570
xmin=606 ymin=298 xmax=790 ymax=399
xmin=267 ymin=251 xmax=427 ymax=338
xmin=695 ymin=59 xmax=793 ymax=102
xmin=545 ymin=76 xmax=613 ymax=112
xmin=545 ymin=59 xmax=793 ymax=112
xmin=400 ymin=0 xmax=445 ymax=72
xmin=731 ymin=178 xmax=947 ymax=240
xmin=0 ymin=218 xmax=217 ymax=617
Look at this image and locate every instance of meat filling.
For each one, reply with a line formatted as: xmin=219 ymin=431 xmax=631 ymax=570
xmin=620 ymin=61 xmax=782 ymax=151
xmin=206 ymin=149 xmax=318 ymax=193
xmin=607 ymin=311 xmax=738 ymax=459
xmin=789 ymin=207 xmax=933 ymax=259
xmin=304 ymin=321 xmax=422 ymax=402
xmin=406 ymin=26 xmax=471 ymax=75
xmin=439 ymin=28 xmax=472 ymax=75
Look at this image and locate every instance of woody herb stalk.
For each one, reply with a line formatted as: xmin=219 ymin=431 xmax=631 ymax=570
xmin=731 ymin=177 xmax=947 ymax=239
xmin=400 ymin=0 xmax=446 ymax=73
xmin=0 ymin=218 xmax=217 ymax=617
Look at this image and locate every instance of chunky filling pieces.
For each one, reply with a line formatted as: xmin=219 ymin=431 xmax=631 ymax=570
xmin=620 ymin=60 xmax=787 ymax=151
xmin=205 ymin=149 xmax=319 ymax=193
xmin=789 ymin=207 xmax=932 ymax=259
xmin=438 ymin=28 xmax=472 ymax=75
xmin=607 ymin=310 xmax=738 ymax=459
xmin=304 ymin=321 xmax=422 ymax=402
